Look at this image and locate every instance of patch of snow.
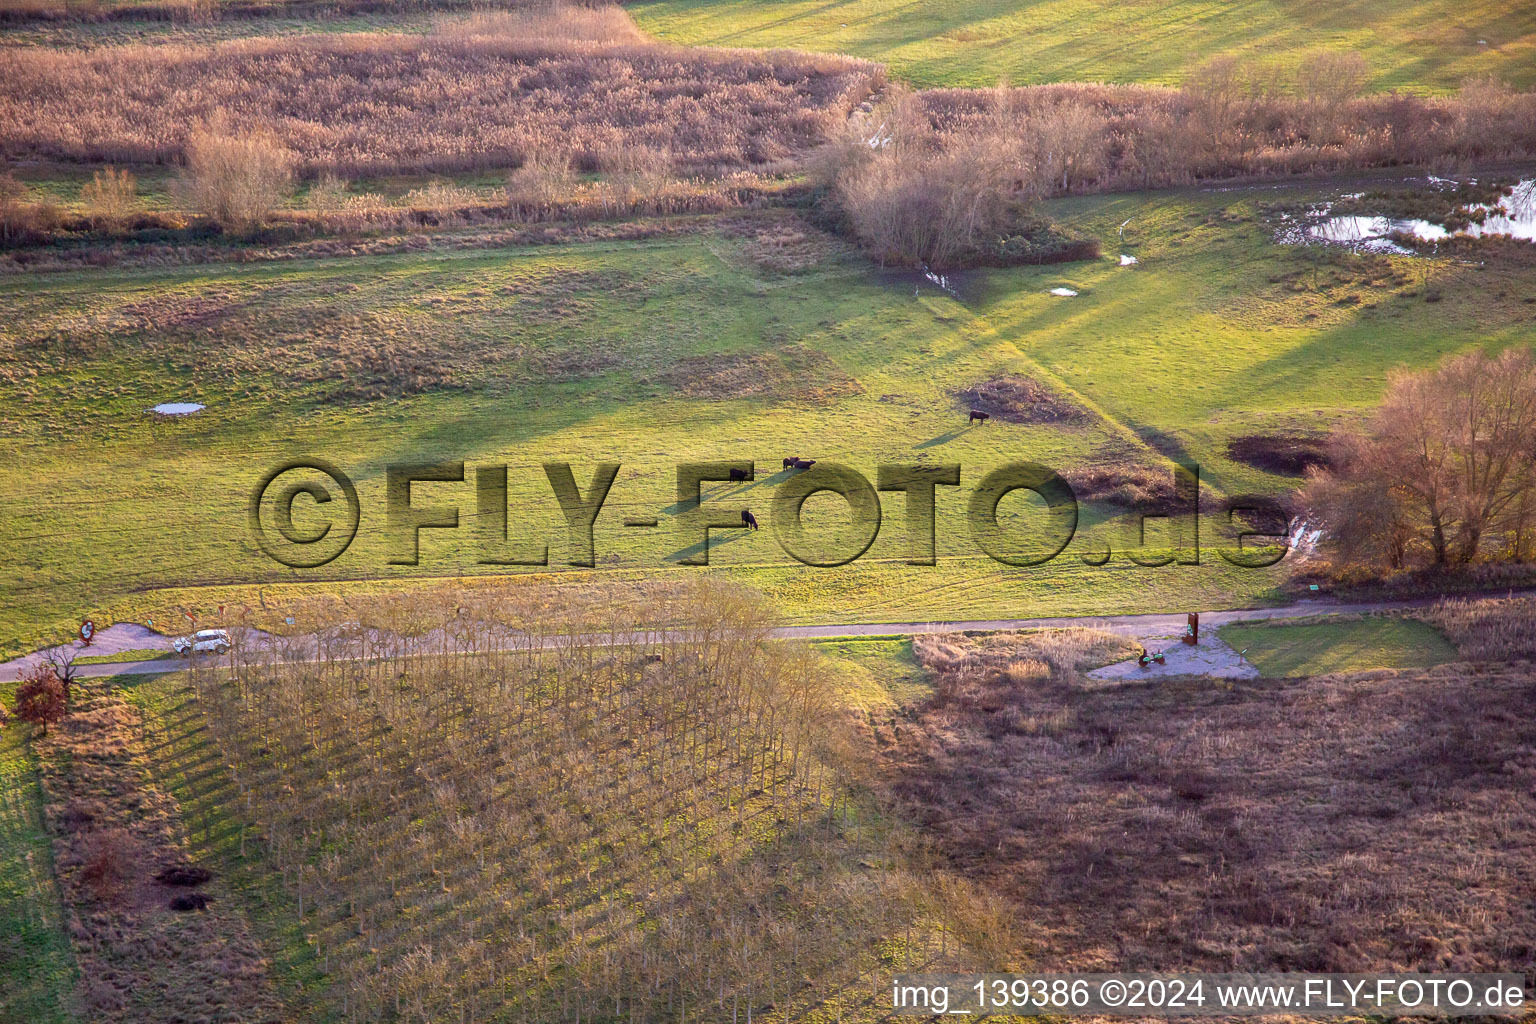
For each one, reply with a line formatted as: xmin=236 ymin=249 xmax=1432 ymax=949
xmin=1287 ymin=518 xmax=1324 ymax=558
xmin=1048 ymin=287 xmax=1078 ymax=296
xmin=1119 ymin=254 xmax=1138 ymax=266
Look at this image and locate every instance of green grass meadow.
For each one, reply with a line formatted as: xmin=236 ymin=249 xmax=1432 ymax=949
xmin=5 ymin=184 xmax=1535 ymax=654
xmin=630 ymin=0 xmax=1536 ymax=90
xmin=1220 ymin=616 xmax=1461 ymax=676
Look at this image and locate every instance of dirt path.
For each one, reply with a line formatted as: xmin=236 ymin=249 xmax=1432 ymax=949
xmin=4 ymin=590 xmax=1520 ymax=683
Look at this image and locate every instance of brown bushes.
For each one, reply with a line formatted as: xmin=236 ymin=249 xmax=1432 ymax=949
xmin=0 ymin=173 xmax=62 ymax=248
xmin=0 ymin=19 xmax=879 ymax=176
xmin=177 ymin=125 xmax=294 ymax=230
xmin=917 ymin=69 xmax=1536 ymax=194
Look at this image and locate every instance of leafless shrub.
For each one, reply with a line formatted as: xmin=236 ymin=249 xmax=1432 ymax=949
xmin=505 ymin=147 xmax=575 ymax=217
xmin=0 ymin=172 xmax=61 ymax=247
xmin=177 ymin=124 xmax=294 ymax=230
xmin=304 ymin=174 xmax=351 ymax=212
xmin=80 ymin=166 xmax=137 ymax=219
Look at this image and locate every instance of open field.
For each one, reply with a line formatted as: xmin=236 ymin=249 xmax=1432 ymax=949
xmin=883 ymin=627 xmax=1536 ymax=970
xmin=1219 ymin=616 xmax=1458 ymax=676
xmin=5 ymin=177 xmax=1536 ymax=654
xmin=630 ymin=0 xmax=1536 ymax=91
xmin=6 ymin=0 xmax=1536 ymax=1017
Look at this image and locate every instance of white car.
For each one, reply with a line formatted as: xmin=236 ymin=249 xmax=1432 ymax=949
xmin=173 ymin=629 xmax=231 ymax=656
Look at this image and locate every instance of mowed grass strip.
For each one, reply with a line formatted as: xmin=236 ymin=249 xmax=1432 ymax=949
xmin=0 ymin=711 xmax=78 ymax=1024
xmin=630 ymin=0 xmax=1536 ymax=91
xmin=1220 ymin=617 xmax=1460 ymax=677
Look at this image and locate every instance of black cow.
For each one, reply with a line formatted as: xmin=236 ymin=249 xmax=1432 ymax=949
xmin=969 ymin=409 xmax=991 ymax=424
xmin=783 ymin=456 xmax=798 ymax=470
xmin=741 ymin=510 xmax=759 ymax=531
xmin=728 ymin=467 xmax=749 ymax=482
xmin=792 ymin=458 xmax=816 ymax=470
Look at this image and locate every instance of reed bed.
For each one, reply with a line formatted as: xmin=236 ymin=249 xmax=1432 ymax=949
xmin=0 ymin=19 xmax=880 ymax=175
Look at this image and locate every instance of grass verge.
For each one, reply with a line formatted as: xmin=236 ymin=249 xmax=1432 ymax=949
xmin=1219 ymin=616 xmax=1459 ymax=677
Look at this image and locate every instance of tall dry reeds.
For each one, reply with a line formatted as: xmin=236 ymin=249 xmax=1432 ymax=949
xmin=1423 ymin=596 xmax=1536 ymax=661
xmin=0 ymin=18 xmax=880 ymax=176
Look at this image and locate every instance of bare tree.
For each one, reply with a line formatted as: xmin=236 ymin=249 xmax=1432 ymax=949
xmin=43 ymin=642 xmax=81 ymax=702
xmin=1303 ymin=347 xmax=1536 ymax=569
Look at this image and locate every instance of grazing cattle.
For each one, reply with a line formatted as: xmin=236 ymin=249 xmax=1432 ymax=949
xmin=792 ymin=458 xmax=816 ymax=470
xmin=741 ymin=510 xmax=759 ymax=531
xmin=783 ymin=457 xmax=798 ymax=470
xmin=728 ymin=467 xmax=749 ymax=482
xmin=969 ymin=409 xmax=990 ymax=424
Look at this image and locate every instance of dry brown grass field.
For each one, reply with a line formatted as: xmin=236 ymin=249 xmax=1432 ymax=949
xmin=0 ymin=17 xmax=879 ymax=175
xmin=877 ymin=627 xmax=1536 ymax=972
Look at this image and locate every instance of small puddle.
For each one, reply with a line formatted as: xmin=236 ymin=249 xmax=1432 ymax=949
xmin=876 ymin=266 xmax=983 ymax=302
xmin=149 ymin=402 xmax=205 ymax=416
xmin=1284 ymin=178 xmax=1536 ymax=252
xmin=1048 ymin=287 xmax=1078 ymax=297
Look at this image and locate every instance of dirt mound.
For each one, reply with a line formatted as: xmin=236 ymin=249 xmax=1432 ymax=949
xmin=955 ymin=374 xmax=1089 ymax=424
xmin=1063 ymin=462 xmax=1180 ymax=513
xmin=1227 ymin=434 xmax=1333 ymax=475
xmin=169 ymin=892 xmax=213 ymax=912
xmin=155 ymin=863 xmax=213 ymax=887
